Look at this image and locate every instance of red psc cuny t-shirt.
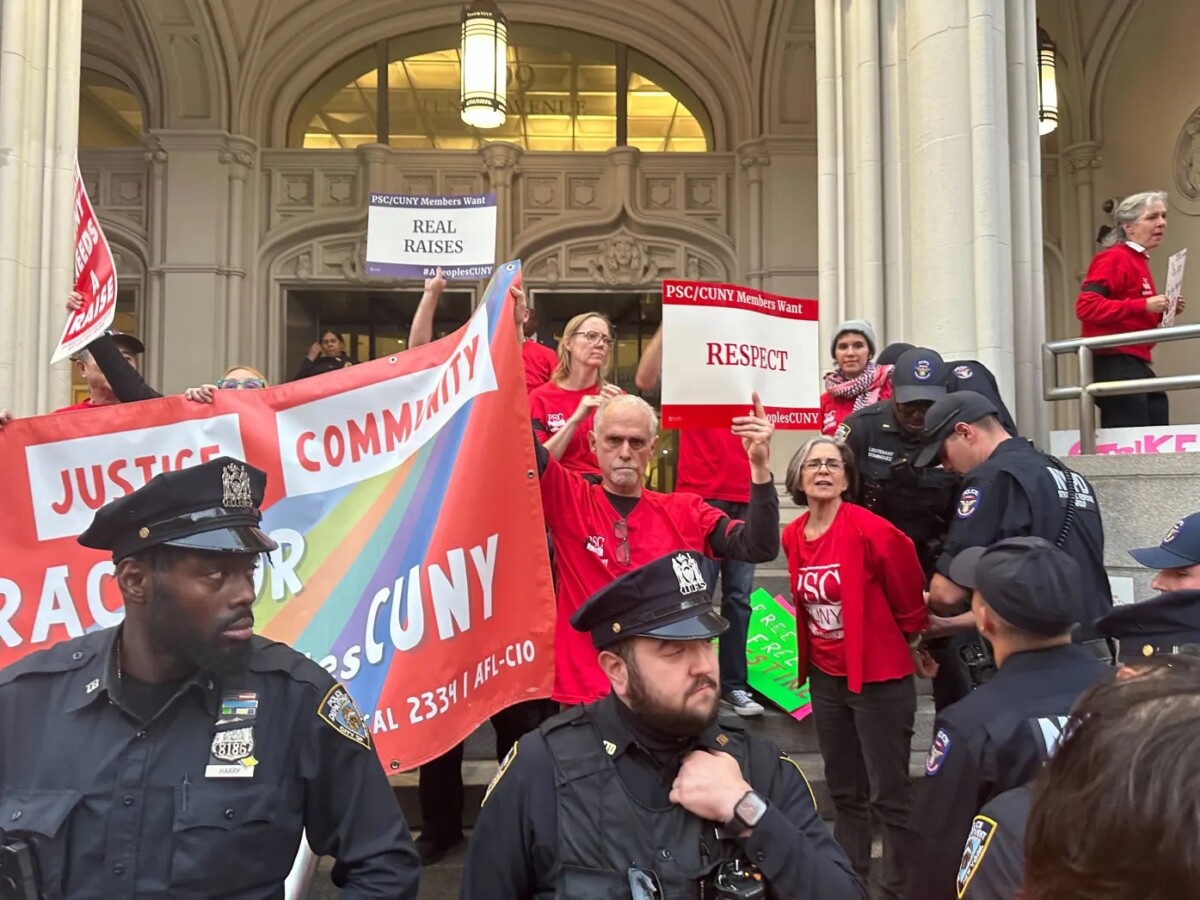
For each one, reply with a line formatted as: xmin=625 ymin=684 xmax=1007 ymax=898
xmin=675 ymin=428 xmax=750 ymax=503
xmin=540 ymin=454 xmax=727 ymax=703
xmin=521 ymin=340 xmax=558 ymax=395
xmin=788 ymin=521 xmax=847 ymax=677
xmin=529 ymin=381 xmax=601 ymax=475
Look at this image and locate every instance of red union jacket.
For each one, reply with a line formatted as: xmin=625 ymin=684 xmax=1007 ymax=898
xmin=782 ymin=501 xmax=928 ymax=693
xmin=1075 ymin=242 xmax=1161 ymax=363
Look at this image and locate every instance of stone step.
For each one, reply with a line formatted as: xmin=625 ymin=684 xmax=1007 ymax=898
xmin=392 ymin=695 xmax=936 ymax=829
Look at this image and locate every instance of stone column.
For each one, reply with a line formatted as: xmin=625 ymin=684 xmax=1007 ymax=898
xmin=481 ymin=142 xmax=523 ymax=266
xmin=143 ymin=142 xmax=169 ymax=387
xmin=1065 ymin=142 xmax=1102 ymax=280
xmin=0 ymin=0 xmax=83 ymax=413
xmin=219 ymin=138 xmax=257 ymax=369
xmin=737 ymin=141 xmax=770 ymax=289
xmin=147 ymin=130 xmax=235 ymax=393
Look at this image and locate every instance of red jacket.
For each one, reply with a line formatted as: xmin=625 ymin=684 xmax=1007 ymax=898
xmin=1076 ymin=243 xmax=1161 ymax=363
xmin=819 ymin=370 xmax=893 ymax=436
xmin=782 ymin=502 xmax=927 ymax=693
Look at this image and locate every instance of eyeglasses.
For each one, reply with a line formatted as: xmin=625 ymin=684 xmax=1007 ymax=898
xmin=628 ymin=868 xmax=662 ymax=899
xmin=573 ymin=330 xmax=614 ymax=348
xmin=216 ymin=378 xmax=266 ymax=390
xmin=614 ymin=518 xmax=631 ymax=565
xmin=801 ymin=458 xmax=844 ymax=472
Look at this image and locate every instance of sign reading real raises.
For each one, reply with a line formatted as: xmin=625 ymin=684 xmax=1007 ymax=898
xmin=365 ymin=193 xmax=498 ymax=281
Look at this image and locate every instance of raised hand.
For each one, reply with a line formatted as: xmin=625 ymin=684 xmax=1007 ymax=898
xmin=731 ymin=392 xmax=773 ymax=468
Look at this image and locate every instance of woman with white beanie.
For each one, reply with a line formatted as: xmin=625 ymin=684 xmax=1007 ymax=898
xmin=820 ymin=320 xmax=892 ymax=436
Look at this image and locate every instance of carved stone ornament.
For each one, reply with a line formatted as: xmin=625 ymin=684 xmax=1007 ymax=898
xmin=338 ymin=240 xmax=370 ymax=284
xmin=587 ymin=231 xmax=658 ymax=286
xmin=545 ymin=255 xmax=560 ymax=286
xmin=295 ymin=253 xmax=313 ymax=281
xmin=327 ymin=176 xmax=354 ymax=205
xmin=570 ymin=181 xmax=597 ymax=208
xmin=1175 ymin=110 xmax=1200 ymax=201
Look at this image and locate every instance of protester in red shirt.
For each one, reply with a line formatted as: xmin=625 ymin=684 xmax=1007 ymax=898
xmin=820 ymin=320 xmax=892 ymax=436
xmin=520 ymin=307 xmax=559 ymax=395
xmin=782 ymin=435 xmax=934 ymax=899
xmin=635 ymin=325 xmax=764 ymax=716
xmin=1076 ymin=190 xmax=1187 ymax=428
xmin=528 ymin=310 xmax=617 ymax=476
xmin=536 ymin=392 xmax=780 ymax=705
xmin=53 ymin=330 xmax=146 ymax=413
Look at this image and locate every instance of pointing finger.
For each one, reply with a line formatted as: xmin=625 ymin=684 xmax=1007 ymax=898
xmin=752 ymin=392 xmax=765 ymax=419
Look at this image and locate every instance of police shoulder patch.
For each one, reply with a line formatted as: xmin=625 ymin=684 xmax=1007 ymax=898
xmin=483 ymin=742 xmax=519 ymax=806
xmin=953 ymin=364 xmax=974 ymax=380
xmin=317 ymin=683 xmax=371 ymax=749
xmin=833 ymin=422 xmax=851 ymax=444
xmin=957 ymin=487 xmax=982 ymax=519
xmin=926 ymin=727 xmax=951 ymax=775
xmin=956 ymin=815 xmax=997 ymax=897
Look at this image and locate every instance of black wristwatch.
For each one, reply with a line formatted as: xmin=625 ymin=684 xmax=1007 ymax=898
xmin=729 ymin=790 xmax=768 ymax=832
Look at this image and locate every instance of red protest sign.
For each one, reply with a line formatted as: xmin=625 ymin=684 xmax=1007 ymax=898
xmin=4 ymin=262 xmax=554 ymax=771
xmin=51 ymin=159 xmax=119 ymax=364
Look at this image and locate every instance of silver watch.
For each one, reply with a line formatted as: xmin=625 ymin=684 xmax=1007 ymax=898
xmin=730 ymin=790 xmax=768 ymax=831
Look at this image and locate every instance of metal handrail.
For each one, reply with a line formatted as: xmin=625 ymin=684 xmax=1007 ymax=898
xmin=1042 ymin=323 xmax=1200 ymax=454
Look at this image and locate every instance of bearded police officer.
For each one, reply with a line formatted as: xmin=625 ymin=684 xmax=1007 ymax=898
xmin=904 ymin=538 xmax=1113 ymax=900
xmin=837 ymin=347 xmax=973 ymax=708
xmin=916 ymin=391 xmax=1113 ymax=644
xmin=956 ymin=589 xmax=1200 ymax=899
xmin=460 ymin=551 xmax=864 ymax=900
xmin=0 ymin=458 xmax=419 ymax=899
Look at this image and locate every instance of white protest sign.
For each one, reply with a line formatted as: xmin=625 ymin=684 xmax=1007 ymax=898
xmin=1049 ymin=424 xmax=1200 ymax=457
xmin=660 ymin=280 xmax=820 ymax=430
xmin=51 ymin=160 xmax=119 ymax=364
xmin=365 ymin=193 xmax=497 ymax=280
xmin=1162 ymin=247 xmax=1187 ymax=328
xmin=1110 ymin=576 xmax=1136 ymax=607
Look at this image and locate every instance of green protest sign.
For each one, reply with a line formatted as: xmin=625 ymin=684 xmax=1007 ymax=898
xmin=745 ymin=587 xmax=811 ymax=721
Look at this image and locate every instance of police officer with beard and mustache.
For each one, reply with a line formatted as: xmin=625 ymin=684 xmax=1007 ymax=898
xmin=0 ymin=457 xmax=419 ymax=899
xmin=461 ymin=551 xmax=865 ymax=900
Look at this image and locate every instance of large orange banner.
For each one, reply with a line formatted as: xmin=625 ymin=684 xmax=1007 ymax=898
xmin=0 ymin=261 xmax=554 ymax=771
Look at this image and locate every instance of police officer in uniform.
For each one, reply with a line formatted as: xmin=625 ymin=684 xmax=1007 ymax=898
xmin=0 ymin=457 xmax=419 ymax=899
xmin=915 ymin=391 xmax=1113 ymax=644
xmin=903 ymin=537 xmax=1113 ymax=900
xmin=956 ymin=589 xmax=1200 ymax=899
xmin=942 ymin=360 xmax=1017 ymax=436
xmin=836 ymin=347 xmax=972 ymax=708
xmin=460 ymin=551 xmax=865 ymax=899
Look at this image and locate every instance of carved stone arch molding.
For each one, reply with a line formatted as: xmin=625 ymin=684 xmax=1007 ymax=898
xmin=1173 ymin=107 xmax=1200 ymax=217
xmin=520 ymin=226 xmax=731 ymax=289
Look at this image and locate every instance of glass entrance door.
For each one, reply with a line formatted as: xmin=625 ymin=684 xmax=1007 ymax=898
xmin=284 ymin=286 xmax=475 ymax=380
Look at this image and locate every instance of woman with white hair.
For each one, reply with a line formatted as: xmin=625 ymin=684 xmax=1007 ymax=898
xmin=1076 ymin=190 xmax=1186 ymax=428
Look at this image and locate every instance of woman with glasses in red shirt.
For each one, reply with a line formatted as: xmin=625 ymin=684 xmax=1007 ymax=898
xmin=782 ymin=436 xmax=935 ymax=900
xmin=528 ymin=311 xmax=622 ymax=476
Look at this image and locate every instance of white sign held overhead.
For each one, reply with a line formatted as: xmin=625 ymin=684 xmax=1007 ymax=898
xmin=660 ymin=280 xmax=820 ymax=430
xmin=365 ymin=193 xmax=497 ymax=280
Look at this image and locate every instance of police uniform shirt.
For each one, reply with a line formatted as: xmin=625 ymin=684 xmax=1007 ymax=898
xmin=936 ymin=438 xmax=1111 ymax=638
xmin=904 ymin=644 xmax=1112 ymax=900
xmin=957 ymin=785 xmax=1030 ymax=900
xmin=460 ymin=693 xmax=863 ymax=900
xmin=0 ymin=627 xmax=419 ymax=899
xmin=837 ymin=401 xmax=960 ymax=573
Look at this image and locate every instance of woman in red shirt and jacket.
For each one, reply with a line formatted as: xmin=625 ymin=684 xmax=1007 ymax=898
xmin=1076 ymin=190 xmax=1186 ymax=428
xmin=819 ymin=319 xmax=892 ymax=435
xmin=782 ymin=435 xmax=934 ymax=899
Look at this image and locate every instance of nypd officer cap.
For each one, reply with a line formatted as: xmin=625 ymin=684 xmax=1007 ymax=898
xmin=913 ymin=390 xmax=1000 ymax=468
xmin=948 ymin=536 xmax=1083 ymax=636
xmin=1129 ymin=512 xmax=1200 ymax=571
xmin=570 ymin=551 xmax=729 ymax=650
xmin=1095 ymin=590 xmax=1200 ymax=661
xmin=891 ymin=347 xmax=950 ymax=405
xmin=78 ymin=456 xmax=278 ymax=561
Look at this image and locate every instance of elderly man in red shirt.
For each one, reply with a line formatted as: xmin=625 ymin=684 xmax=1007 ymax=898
xmin=54 ymin=330 xmax=146 ymax=413
xmin=535 ymin=389 xmax=780 ymax=705
xmin=1076 ymin=190 xmax=1187 ymax=428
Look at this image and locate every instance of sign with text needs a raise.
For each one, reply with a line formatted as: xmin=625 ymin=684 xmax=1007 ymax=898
xmin=365 ymin=193 xmax=497 ymax=280
xmin=51 ymin=160 xmax=119 ymax=364
xmin=0 ymin=262 xmax=554 ymax=772
xmin=660 ymin=280 xmax=820 ymax=429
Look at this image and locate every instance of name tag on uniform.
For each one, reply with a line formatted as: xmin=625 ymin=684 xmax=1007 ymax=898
xmin=206 ymin=691 xmax=259 ymax=779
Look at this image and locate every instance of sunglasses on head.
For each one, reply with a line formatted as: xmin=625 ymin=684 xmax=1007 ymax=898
xmin=216 ymin=377 xmax=266 ymax=390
